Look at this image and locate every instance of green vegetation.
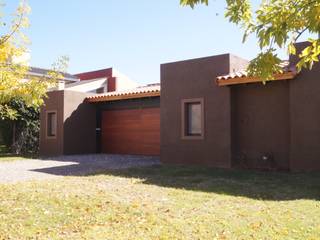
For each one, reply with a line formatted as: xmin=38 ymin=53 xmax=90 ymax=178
xmin=0 ymin=1 xmax=69 ymax=120
xmin=181 ymin=0 xmax=320 ymax=80
xmin=0 ymin=99 xmax=40 ymax=155
xmin=0 ymin=144 xmax=8 ymax=154
xmin=0 ymin=144 xmax=28 ymax=161
xmin=0 ymin=165 xmax=319 ymax=239
xmin=0 ymin=155 xmax=28 ymax=162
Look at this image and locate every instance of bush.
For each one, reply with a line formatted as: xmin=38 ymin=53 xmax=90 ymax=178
xmin=0 ymin=99 xmax=40 ymax=155
xmin=0 ymin=120 xmax=12 ymax=147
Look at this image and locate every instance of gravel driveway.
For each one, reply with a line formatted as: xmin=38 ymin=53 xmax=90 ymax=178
xmin=0 ymin=154 xmax=160 ymax=184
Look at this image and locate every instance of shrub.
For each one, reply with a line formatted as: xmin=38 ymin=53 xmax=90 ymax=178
xmin=0 ymin=99 xmax=40 ymax=155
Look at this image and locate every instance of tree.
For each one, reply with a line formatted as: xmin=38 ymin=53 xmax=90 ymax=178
xmin=0 ymin=0 xmax=68 ymax=120
xmin=0 ymin=1 xmax=69 ymax=154
xmin=180 ymin=0 xmax=320 ymax=80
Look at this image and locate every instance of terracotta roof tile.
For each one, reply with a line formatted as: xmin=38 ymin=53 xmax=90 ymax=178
xmin=86 ymin=84 xmax=160 ymax=102
xmin=217 ymin=61 xmax=296 ymax=81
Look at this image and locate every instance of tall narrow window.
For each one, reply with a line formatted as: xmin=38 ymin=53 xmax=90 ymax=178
xmin=187 ymin=102 xmax=201 ymax=135
xmin=47 ymin=111 xmax=57 ymax=138
xmin=182 ymin=98 xmax=204 ymax=139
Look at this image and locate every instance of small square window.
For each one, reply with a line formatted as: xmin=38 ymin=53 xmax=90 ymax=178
xmin=46 ymin=111 xmax=57 ymax=138
xmin=182 ymin=99 xmax=204 ymax=139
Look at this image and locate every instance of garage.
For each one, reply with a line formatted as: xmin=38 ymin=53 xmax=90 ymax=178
xmin=101 ymin=107 xmax=160 ymax=155
xmin=85 ymin=84 xmax=161 ymax=156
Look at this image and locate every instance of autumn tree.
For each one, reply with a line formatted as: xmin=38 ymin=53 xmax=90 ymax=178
xmin=180 ymin=0 xmax=320 ymax=79
xmin=0 ymin=0 xmax=68 ymax=120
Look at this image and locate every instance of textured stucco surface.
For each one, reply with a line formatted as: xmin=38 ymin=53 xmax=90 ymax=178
xmin=39 ymin=91 xmax=64 ymax=156
xmin=160 ymin=54 xmax=248 ymax=168
xmin=40 ymin=90 xmax=96 ymax=156
xmin=231 ymin=81 xmax=290 ymax=170
xmin=63 ymin=91 xmax=96 ymax=155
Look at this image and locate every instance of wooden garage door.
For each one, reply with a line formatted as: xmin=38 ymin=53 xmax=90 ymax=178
xmin=101 ymin=108 xmax=160 ymax=155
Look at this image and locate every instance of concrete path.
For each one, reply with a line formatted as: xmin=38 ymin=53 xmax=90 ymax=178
xmin=0 ymin=154 xmax=160 ymax=184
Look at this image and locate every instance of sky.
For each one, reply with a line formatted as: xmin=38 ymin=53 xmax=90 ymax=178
xmin=4 ymin=0 xmax=313 ymax=85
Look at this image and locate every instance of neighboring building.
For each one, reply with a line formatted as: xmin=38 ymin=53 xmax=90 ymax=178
xmin=28 ymin=67 xmax=80 ymax=89
xmin=73 ymin=68 xmax=138 ymax=93
xmin=39 ymin=42 xmax=320 ymax=172
xmin=49 ymin=68 xmax=138 ymax=93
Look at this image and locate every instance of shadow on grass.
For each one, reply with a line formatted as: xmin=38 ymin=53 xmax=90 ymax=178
xmin=30 ymin=154 xmax=320 ymax=201
xmin=91 ymin=165 xmax=320 ymax=201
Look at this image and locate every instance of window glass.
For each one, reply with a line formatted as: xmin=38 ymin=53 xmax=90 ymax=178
xmin=186 ymin=102 xmax=202 ymax=136
xmin=47 ymin=112 xmax=57 ymax=137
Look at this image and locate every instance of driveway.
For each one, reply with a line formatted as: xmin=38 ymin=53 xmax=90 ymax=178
xmin=0 ymin=154 xmax=160 ymax=184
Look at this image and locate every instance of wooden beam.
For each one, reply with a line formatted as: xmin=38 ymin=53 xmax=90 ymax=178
xmin=86 ymin=91 xmax=160 ymax=103
xmin=216 ymin=72 xmax=297 ymax=86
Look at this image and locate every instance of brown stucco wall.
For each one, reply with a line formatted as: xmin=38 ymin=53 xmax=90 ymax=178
xmin=289 ymin=66 xmax=320 ymax=171
xmin=231 ymin=81 xmax=290 ymax=170
xmin=40 ymin=91 xmax=64 ymax=156
xmin=63 ymin=91 xmax=96 ymax=155
xmin=289 ymin=42 xmax=320 ymax=171
xmin=40 ymin=90 xmax=96 ymax=156
xmin=160 ymin=54 xmax=248 ymax=167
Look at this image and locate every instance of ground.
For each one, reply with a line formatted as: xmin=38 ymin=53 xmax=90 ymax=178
xmin=0 ymin=154 xmax=159 ymax=183
xmin=0 ymin=155 xmax=319 ymax=239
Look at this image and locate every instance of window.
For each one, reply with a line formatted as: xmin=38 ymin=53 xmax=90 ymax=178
xmin=182 ymin=98 xmax=204 ymax=139
xmin=46 ymin=111 xmax=57 ymax=138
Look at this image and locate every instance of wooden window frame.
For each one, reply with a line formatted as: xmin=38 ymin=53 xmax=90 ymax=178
xmin=46 ymin=110 xmax=57 ymax=139
xmin=181 ymin=98 xmax=204 ymax=140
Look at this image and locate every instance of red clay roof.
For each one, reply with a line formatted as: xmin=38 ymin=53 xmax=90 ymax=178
xmin=86 ymin=84 xmax=160 ymax=103
xmin=216 ymin=61 xmax=297 ymax=86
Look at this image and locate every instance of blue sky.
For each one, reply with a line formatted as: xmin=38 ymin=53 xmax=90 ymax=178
xmin=4 ymin=1 xmax=312 ymax=85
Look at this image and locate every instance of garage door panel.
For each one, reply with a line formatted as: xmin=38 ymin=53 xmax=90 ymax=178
xmin=101 ymin=108 xmax=160 ymax=155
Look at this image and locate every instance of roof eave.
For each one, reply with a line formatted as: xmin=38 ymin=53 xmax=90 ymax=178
xmin=216 ymin=72 xmax=297 ymax=86
xmin=85 ymin=91 xmax=160 ymax=103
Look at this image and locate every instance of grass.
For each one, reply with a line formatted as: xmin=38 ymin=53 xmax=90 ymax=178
xmin=0 ymin=144 xmax=31 ymax=162
xmin=0 ymin=165 xmax=319 ymax=239
xmin=0 ymin=155 xmax=28 ymax=161
xmin=0 ymin=144 xmax=9 ymax=154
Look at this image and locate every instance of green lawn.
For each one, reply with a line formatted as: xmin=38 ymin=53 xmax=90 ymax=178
xmin=0 ymin=166 xmax=319 ymax=239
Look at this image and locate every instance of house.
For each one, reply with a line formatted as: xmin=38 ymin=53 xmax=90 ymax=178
xmin=39 ymin=42 xmax=320 ymax=172
xmin=39 ymin=68 xmax=159 ymax=156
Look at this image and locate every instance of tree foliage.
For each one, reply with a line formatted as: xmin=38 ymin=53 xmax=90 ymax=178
xmin=180 ymin=0 xmax=320 ymax=79
xmin=0 ymin=1 xmax=68 ymax=120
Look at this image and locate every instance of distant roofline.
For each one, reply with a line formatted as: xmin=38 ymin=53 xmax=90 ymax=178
xmin=28 ymin=66 xmax=79 ymax=82
xmin=161 ymin=53 xmax=245 ymax=66
xmin=74 ymin=67 xmax=113 ymax=76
